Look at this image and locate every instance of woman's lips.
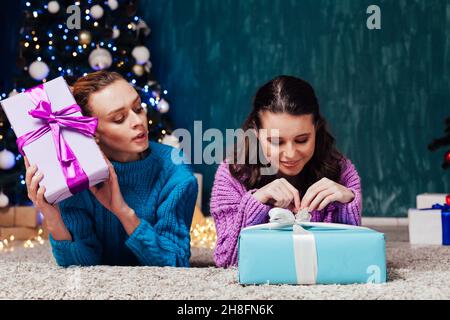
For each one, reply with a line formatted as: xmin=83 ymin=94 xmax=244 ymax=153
xmin=132 ymin=132 xmax=147 ymax=142
xmin=280 ymin=160 xmax=301 ymax=168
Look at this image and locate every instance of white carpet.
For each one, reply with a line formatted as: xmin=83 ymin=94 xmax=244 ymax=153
xmin=1 ymin=226 xmax=449 ymax=300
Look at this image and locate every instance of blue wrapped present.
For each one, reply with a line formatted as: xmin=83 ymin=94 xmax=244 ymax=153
xmin=409 ymin=204 xmax=450 ymax=245
xmin=238 ymin=208 xmax=387 ymax=285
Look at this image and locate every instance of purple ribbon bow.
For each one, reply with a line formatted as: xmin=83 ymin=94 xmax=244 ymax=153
xmin=16 ymin=84 xmax=99 ymax=196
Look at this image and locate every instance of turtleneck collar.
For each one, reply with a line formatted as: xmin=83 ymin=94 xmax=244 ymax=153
xmin=110 ymin=147 xmax=160 ymax=185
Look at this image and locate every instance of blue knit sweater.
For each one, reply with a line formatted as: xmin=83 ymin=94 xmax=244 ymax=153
xmin=49 ymin=142 xmax=198 ymax=267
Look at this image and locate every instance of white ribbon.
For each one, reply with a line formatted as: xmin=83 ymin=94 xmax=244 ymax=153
xmin=243 ymin=207 xmax=369 ymax=285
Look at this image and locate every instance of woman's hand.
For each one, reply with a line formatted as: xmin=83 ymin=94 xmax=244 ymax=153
xmin=300 ymin=177 xmax=355 ymax=212
xmin=252 ymin=178 xmax=301 ymax=212
xmin=90 ymin=155 xmax=140 ymax=235
xmin=89 ymin=155 xmax=130 ymax=217
xmin=24 ymin=157 xmax=70 ymax=240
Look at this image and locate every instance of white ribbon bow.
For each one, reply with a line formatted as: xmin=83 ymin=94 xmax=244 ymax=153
xmin=243 ymin=207 xmax=369 ymax=285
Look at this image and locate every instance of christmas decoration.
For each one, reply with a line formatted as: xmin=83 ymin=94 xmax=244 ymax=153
xmin=131 ymin=45 xmax=150 ymax=65
xmin=132 ymin=64 xmax=144 ymax=76
xmin=88 ymin=47 xmax=113 ymax=71
xmin=144 ymin=60 xmax=152 ymax=73
xmin=108 ymin=0 xmax=119 ymax=11
xmin=0 ymin=0 xmax=174 ymax=207
xmin=428 ymin=117 xmax=450 ymax=169
xmin=89 ymin=4 xmax=104 ymax=20
xmin=0 ymin=149 xmax=16 ymax=170
xmin=78 ymin=30 xmax=92 ymax=45
xmin=28 ymin=60 xmax=50 ymax=81
xmin=47 ymin=1 xmax=60 ymax=14
xmin=0 ymin=191 xmax=9 ymax=208
xmin=135 ymin=19 xmax=151 ymax=37
xmin=112 ymin=27 xmax=120 ymax=39
xmin=156 ymin=98 xmax=170 ymax=113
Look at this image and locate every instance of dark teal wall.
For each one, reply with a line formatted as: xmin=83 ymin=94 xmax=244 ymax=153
xmin=139 ymin=0 xmax=450 ymax=217
xmin=0 ymin=1 xmax=20 ymax=89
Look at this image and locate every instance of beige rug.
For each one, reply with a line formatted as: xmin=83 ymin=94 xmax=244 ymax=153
xmin=1 ymin=226 xmax=449 ymax=300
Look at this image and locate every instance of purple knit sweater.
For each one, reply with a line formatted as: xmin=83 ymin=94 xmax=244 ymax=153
xmin=210 ymin=158 xmax=362 ymax=268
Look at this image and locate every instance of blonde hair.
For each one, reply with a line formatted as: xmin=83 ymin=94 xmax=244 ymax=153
xmin=72 ymin=71 xmax=125 ymax=116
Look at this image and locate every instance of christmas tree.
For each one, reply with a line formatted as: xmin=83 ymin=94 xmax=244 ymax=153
xmin=428 ymin=117 xmax=450 ymax=170
xmin=0 ymin=0 xmax=174 ymax=207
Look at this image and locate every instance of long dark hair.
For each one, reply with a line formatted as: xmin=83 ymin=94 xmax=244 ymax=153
xmin=229 ymin=75 xmax=344 ymax=193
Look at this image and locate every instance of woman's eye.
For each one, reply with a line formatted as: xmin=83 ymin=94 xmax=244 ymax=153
xmin=134 ymin=106 xmax=144 ymax=113
xmin=114 ymin=117 xmax=125 ymax=124
xmin=296 ymin=140 xmax=308 ymax=144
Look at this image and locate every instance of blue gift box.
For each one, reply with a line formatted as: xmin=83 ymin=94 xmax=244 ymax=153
xmin=238 ymin=209 xmax=387 ymax=285
xmin=430 ymin=204 xmax=450 ymax=245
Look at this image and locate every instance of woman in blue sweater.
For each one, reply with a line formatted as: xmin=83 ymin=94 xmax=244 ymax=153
xmin=24 ymin=71 xmax=198 ymax=267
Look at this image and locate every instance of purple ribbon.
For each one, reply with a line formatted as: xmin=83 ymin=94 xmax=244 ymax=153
xmin=16 ymin=84 xmax=99 ymax=195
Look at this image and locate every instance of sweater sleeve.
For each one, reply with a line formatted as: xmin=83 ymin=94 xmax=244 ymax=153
xmin=125 ymin=170 xmax=197 ymax=267
xmin=49 ymin=192 xmax=103 ymax=267
xmin=210 ymin=162 xmax=271 ymax=268
xmin=332 ymin=158 xmax=362 ymax=226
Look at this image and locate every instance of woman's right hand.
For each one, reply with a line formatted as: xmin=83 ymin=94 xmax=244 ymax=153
xmin=252 ymin=178 xmax=301 ymax=212
xmin=24 ymin=157 xmax=62 ymax=227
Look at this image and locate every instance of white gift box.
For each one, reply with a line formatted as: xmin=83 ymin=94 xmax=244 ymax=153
xmin=408 ymin=208 xmax=447 ymax=245
xmin=416 ymin=193 xmax=449 ymax=209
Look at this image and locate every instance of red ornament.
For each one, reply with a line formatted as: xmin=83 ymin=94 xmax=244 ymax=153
xmin=447 ymin=194 xmax=450 ymax=205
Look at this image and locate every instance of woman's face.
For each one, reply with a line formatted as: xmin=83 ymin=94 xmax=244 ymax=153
xmin=258 ymin=111 xmax=316 ymax=176
xmin=88 ymin=79 xmax=149 ymax=162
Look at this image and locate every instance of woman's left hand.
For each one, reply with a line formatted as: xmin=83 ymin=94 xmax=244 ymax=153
xmin=89 ymin=155 xmax=130 ymax=217
xmin=300 ymin=178 xmax=355 ymax=212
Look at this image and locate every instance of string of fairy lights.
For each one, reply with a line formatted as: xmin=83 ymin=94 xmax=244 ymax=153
xmin=0 ymin=227 xmax=46 ymax=253
xmin=190 ymin=217 xmax=217 ymax=250
xmin=0 ymin=220 xmax=217 ymax=253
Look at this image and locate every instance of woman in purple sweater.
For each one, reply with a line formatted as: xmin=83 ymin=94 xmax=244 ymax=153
xmin=210 ymin=75 xmax=362 ymax=268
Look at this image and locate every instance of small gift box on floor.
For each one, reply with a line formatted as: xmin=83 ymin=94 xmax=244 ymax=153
xmin=408 ymin=204 xmax=450 ymax=245
xmin=1 ymin=77 xmax=109 ymax=204
xmin=238 ymin=208 xmax=387 ymax=285
xmin=416 ymin=193 xmax=450 ymax=209
xmin=0 ymin=206 xmax=39 ymax=228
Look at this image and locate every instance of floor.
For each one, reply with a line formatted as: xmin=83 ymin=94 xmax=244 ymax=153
xmin=1 ymin=225 xmax=449 ymax=300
